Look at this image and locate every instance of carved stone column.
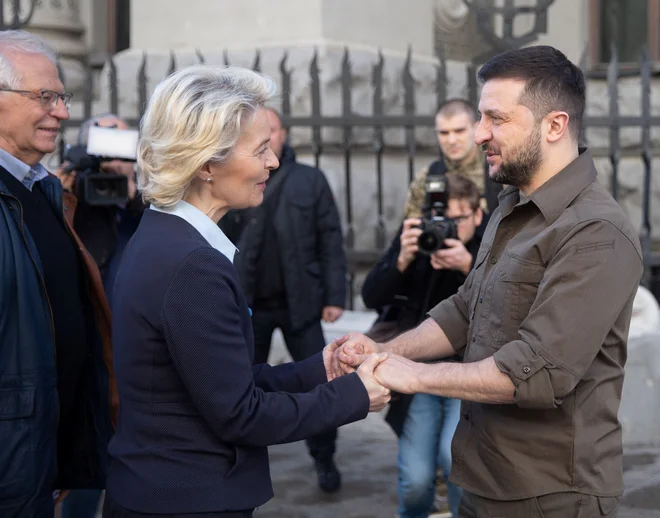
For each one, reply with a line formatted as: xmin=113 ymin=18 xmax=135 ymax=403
xmin=27 ymin=0 xmax=88 ymax=92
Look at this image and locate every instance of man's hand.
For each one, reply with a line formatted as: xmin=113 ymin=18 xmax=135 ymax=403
xmin=374 ymin=354 xmax=424 ymax=394
xmin=356 ymin=353 xmax=392 ymax=412
xmin=322 ymin=339 xmax=343 ymax=381
xmin=332 ymin=332 xmax=382 ymax=375
xmin=322 ymin=305 xmax=344 ymax=323
xmin=54 ymin=164 xmax=76 ymax=193
xmin=430 ymin=238 xmax=472 ymax=275
xmin=397 ymin=218 xmax=423 ymax=272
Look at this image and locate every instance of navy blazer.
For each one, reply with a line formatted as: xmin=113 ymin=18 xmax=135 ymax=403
xmin=107 ymin=209 xmax=369 ymax=514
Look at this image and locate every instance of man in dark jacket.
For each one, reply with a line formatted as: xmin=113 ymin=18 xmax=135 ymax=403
xmin=0 ymin=30 xmax=117 ymax=517
xmin=222 ymin=108 xmax=347 ymax=493
xmin=362 ymin=175 xmax=483 ymax=518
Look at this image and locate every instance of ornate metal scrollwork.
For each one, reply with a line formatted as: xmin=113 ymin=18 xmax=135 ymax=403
xmin=462 ymin=0 xmax=556 ymax=62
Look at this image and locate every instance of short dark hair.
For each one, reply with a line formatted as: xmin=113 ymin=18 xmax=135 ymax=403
xmin=477 ymin=45 xmax=585 ymax=140
xmin=447 ymin=174 xmax=480 ymax=211
xmin=437 ymin=98 xmax=477 ymax=124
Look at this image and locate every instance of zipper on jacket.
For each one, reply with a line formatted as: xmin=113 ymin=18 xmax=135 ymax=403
xmin=2 ymin=192 xmax=60 ymax=426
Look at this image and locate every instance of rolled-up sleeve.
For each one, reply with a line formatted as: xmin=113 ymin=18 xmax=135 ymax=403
xmin=493 ymin=219 xmax=642 ymax=409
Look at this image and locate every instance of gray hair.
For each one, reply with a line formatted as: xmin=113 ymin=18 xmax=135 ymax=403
xmin=0 ymin=30 xmax=58 ymax=89
xmin=78 ymin=113 xmax=123 ymax=145
xmin=137 ymin=65 xmax=277 ymax=208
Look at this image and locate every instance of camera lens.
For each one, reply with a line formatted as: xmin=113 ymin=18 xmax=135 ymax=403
xmin=418 ymin=231 xmax=440 ymax=253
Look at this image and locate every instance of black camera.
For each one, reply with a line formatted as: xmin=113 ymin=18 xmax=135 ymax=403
xmin=417 ymin=173 xmax=458 ymax=254
xmin=62 ymin=144 xmax=129 ymax=206
xmin=62 ymin=126 xmax=139 ymax=206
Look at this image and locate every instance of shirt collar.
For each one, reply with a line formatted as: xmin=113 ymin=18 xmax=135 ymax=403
xmin=0 ymin=148 xmax=49 ymax=191
xmin=498 ymin=148 xmax=597 ymax=224
xmin=150 ymin=200 xmax=238 ymax=262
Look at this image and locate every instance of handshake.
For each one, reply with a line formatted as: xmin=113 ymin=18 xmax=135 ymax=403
xmin=321 ymin=333 xmax=423 ymax=413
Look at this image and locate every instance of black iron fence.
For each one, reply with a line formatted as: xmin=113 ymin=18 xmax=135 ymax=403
xmin=56 ymin=48 xmax=479 ymax=307
xmin=2 ymin=0 xmax=660 ymax=305
xmin=49 ymin=46 xmax=660 ymax=307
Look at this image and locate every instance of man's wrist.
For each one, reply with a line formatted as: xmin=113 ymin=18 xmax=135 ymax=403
xmin=413 ymin=363 xmax=432 ymax=393
xmin=396 ymin=255 xmax=411 ymax=273
xmin=460 ymin=257 xmax=472 ymax=275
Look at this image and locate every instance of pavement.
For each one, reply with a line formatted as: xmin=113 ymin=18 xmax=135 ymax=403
xmin=255 ymin=413 xmax=660 ymax=518
xmin=66 ymin=418 xmax=660 ymax=518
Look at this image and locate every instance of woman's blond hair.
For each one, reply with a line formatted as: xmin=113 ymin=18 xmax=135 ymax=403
xmin=137 ymin=65 xmax=276 ymax=208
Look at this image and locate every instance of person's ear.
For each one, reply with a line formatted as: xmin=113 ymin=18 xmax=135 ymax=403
xmin=474 ymin=207 xmax=483 ymax=227
xmin=545 ymin=111 xmax=570 ymax=143
xmin=196 ymin=162 xmax=214 ymax=184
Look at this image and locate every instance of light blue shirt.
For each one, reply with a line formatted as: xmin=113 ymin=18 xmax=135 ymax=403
xmin=150 ymin=200 xmax=237 ymax=263
xmin=0 ymin=148 xmax=49 ymax=191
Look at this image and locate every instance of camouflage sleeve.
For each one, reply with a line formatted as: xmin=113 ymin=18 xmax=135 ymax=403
xmin=402 ymin=167 xmax=428 ymax=219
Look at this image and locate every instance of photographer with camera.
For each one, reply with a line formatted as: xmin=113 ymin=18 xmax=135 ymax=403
xmin=56 ymin=113 xmax=144 ymax=304
xmin=362 ymin=174 xmax=483 ymax=518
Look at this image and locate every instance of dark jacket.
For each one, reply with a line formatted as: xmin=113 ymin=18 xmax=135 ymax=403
xmin=362 ymin=225 xmax=480 ymax=436
xmin=224 ymin=145 xmax=346 ymax=330
xmin=0 ymin=169 xmax=117 ymax=517
xmin=73 ymin=196 xmax=145 ymax=296
xmin=107 ymin=209 xmax=369 ymax=514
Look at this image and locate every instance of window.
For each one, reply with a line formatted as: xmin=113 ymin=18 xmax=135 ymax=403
xmin=589 ymin=0 xmax=660 ymax=65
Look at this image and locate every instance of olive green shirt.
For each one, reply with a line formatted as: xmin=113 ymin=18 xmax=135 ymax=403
xmin=429 ymin=148 xmax=643 ymax=500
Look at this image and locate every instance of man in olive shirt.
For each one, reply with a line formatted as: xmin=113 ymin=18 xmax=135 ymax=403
xmin=332 ymin=45 xmax=642 ymax=517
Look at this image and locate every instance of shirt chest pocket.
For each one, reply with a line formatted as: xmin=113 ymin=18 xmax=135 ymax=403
xmin=488 ymin=256 xmax=545 ymax=345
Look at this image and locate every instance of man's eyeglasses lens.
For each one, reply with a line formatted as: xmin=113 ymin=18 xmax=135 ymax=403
xmin=41 ymin=90 xmax=72 ymax=109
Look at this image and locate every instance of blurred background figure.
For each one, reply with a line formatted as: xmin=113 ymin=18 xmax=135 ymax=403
xmin=363 ymin=175 xmax=483 ymax=518
xmin=57 ymin=113 xmax=145 ymax=306
xmin=222 ymin=107 xmax=348 ymax=494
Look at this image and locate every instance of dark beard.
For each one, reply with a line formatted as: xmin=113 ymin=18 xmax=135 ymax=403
xmin=489 ymin=125 xmax=542 ymax=188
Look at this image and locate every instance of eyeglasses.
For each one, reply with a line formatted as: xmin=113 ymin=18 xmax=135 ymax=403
xmin=0 ymin=88 xmax=73 ymax=110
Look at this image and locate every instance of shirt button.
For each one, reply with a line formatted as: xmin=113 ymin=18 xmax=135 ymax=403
xmin=479 ymin=296 xmax=483 ymax=303
xmin=523 ymin=366 xmax=531 ymax=374
xmin=491 ymin=257 xmax=498 ymax=265
xmin=464 ymin=413 xmax=470 ymax=421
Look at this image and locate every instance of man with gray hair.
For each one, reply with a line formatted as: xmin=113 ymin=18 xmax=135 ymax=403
xmin=0 ymin=30 xmax=117 ymax=517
